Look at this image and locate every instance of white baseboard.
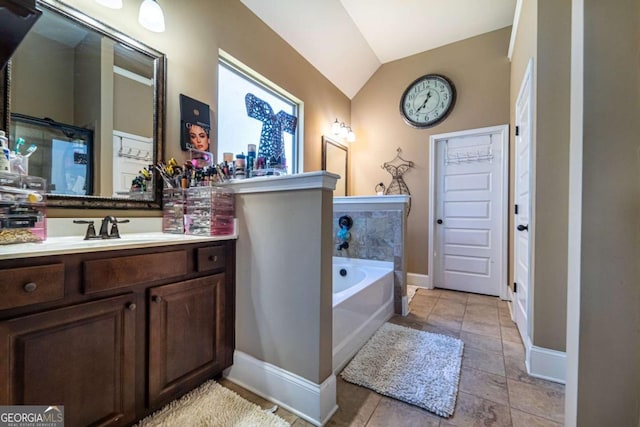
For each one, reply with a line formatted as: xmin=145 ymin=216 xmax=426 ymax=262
xmin=224 ymin=351 xmax=338 ymax=426
xmin=407 ymin=272 xmax=430 ymax=288
xmin=526 ymin=345 xmax=566 ymax=384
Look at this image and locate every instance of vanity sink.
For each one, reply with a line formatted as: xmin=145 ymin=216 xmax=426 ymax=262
xmin=0 ymin=231 xmax=238 ymax=260
xmin=66 ymin=234 xmax=178 ymax=247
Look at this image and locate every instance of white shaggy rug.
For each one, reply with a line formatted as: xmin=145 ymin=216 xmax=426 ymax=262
xmin=135 ymin=380 xmax=290 ymax=427
xmin=340 ymin=322 xmax=464 ymax=417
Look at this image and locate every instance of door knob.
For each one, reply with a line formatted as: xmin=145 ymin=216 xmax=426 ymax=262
xmin=517 ymin=224 xmax=529 ymax=231
xmin=437 ymin=219 xmax=443 ymax=224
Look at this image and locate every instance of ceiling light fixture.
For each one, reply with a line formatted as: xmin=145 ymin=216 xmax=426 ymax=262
xmin=95 ymin=0 xmax=123 ymax=9
xmin=138 ymin=0 xmax=165 ymax=33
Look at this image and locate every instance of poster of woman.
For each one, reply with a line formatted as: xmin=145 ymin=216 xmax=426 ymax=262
xmin=180 ymin=94 xmax=212 ymax=153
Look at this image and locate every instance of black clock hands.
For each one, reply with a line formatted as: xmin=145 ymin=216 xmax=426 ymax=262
xmin=415 ymin=91 xmax=432 ymax=113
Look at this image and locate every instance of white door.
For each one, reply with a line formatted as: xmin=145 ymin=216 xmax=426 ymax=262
xmin=112 ymin=131 xmax=154 ymax=196
xmin=513 ymin=60 xmax=534 ymax=342
xmin=433 ymin=127 xmax=507 ymax=296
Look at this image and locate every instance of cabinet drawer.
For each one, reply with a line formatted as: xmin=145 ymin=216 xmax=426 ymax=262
xmin=0 ymin=264 xmax=64 ymax=310
xmin=83 ymin=251 xmax=187 ymax=294
xmin=196 ymin=246 xmax=226 ymax=272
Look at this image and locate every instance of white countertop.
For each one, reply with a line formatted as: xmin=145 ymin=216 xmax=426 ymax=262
xmin=0 ymin=232 xmax=237 ymax=260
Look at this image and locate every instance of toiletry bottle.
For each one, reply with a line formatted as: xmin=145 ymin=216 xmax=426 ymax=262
xmin=0 ymin=131 xmax=10 ymax=172
xmin=247 ymin=144 xmax=256 ymax=178
xmin=235 ymin=153 xmax=246 ymax=179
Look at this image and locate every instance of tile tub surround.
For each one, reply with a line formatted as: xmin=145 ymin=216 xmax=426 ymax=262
xmin=333 ymin=196 xmax=409 ymax=314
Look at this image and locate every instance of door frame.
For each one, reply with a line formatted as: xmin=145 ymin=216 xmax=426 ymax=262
xmin=512 ymin=58 xmax=535 ymax=347
xmin=428 ymin=124 xmax=510 ymax=300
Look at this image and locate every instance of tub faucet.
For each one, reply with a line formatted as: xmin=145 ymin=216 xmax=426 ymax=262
xmin=336 ymin=215 xmax=353 ymax=252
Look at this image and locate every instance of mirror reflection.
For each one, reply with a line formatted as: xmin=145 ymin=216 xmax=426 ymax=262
xmin=5 ymin=0 xmax=165 ymax=208
xmin=10 ymin=113 xmax=92 ymax=195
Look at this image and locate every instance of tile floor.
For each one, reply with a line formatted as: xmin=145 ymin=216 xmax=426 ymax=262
xmin=220 ymin=288 xmax=565 ymax=426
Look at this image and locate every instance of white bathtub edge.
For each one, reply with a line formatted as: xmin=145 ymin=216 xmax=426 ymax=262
xmin=224 ymin=351 xmax=337 ymax=426
xmin=332 ymin=257 xmax=394 ymax=270
xmin=332 ymin=296 xmax=394 ymax=373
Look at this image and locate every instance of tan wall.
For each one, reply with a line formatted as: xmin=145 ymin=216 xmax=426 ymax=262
xmin=74 ymin=34 xmax=104 ymax=195
xmin=350 ymin=27 xmax=511 ymax=274
xmin=74 ymin=34 xmax=101 ymax=130
xmin=47 ymin=0 xmax=350 ymax=217
xmin=577 ymin=0 xmax=640 ymax=424
xmin=113 ymin=75 xmax=154 ymax=137
xmin=11 ymin=33 xmax=74 ymax=123
xmin=532 ymin=0 xmax=570 ymax=351
xmin=234 ymin=188 xmax=333 ymax=383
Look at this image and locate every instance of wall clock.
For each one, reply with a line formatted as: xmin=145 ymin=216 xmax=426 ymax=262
xmin=399 ymin=74 xmax=456 ymax=128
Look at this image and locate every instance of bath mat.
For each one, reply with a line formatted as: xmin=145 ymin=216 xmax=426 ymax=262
xmin=340 ymin=322 xmax=464 ymax=417
xmin=134 ymin=380 xmax=290 ymax=427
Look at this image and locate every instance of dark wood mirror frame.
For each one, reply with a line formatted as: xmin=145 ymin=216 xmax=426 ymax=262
xmin=0 ymin=0 xmax=166 ymax=210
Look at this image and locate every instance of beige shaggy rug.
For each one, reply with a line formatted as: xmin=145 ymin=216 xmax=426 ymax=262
xmin=341 ymin=322 xmax=464 ymax=417
xmin=135 ymin=380 xmax=290 ymax=427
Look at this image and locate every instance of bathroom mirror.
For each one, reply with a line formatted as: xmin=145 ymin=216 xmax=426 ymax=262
xmin=322 ymin=135 xmax=348 ymax=196
xmin=1 ymin=0 xmax=166 ymax=209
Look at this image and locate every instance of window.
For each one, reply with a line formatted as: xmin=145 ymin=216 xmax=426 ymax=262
xmin=217 ymin=53 xmax=302 ymax=174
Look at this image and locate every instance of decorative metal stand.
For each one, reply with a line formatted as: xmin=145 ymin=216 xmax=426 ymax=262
xmin=381 ymin=147 xmax=414 ymax=214
xmin=245 ymin=93 xmax=297 ymax=169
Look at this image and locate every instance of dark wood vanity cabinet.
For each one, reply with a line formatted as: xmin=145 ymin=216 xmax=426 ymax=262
xmin=0 ymin=294 xmax=137 ymax=426
xmin=0 ymin=239 xmax=236 ymax=427
xmin=148 ymin=273 xmax=229 ymax=407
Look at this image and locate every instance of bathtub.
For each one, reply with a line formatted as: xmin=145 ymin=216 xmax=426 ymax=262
xmin=332 ymin=257 xmax=395 ymax=373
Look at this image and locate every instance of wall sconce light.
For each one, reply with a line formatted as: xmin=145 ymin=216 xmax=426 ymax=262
xmin=347 ymin=127 xmax=356 ymax=142
xmin=331 ymin=118 xmax=341 ymax=135
xmin=138 ymin=0 xmax=166 ymax=32
xmin=332 ymin=118 xmax=356 ymax=142
xmin=95 ymin=0 xmax=123 ymax=9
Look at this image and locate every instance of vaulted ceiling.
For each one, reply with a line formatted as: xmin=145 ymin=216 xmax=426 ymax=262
xmin=241 ymin=0 xmax=517 ymax=99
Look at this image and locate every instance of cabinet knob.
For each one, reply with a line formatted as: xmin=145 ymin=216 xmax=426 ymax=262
xmin=23 ymin=282 xmax=37 ymax=293
xmin=127 ymin=302 xmax=137 ymax=311
xmin=152 ymin=295 xmax=162 ymax=303
xmin=209 ymin=255 xmax=218 ymax=262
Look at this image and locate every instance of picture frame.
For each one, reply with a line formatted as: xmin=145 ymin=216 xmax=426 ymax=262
xmin=180 ymin=94 xmax=212 ymax=153
xmin=321 ymin=135 xmax=348 ymax=196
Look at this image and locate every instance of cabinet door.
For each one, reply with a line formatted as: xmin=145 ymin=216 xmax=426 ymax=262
xmin=148 ymin=274 xmax=226 ymax=406
xmin=0 ymin=294 xmax=137 ymax=427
